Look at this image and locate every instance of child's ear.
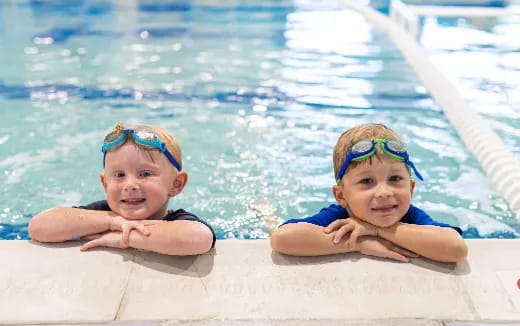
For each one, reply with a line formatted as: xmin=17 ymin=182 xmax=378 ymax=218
xmin=99 ymin=173 xmax=108 ymax=192
xmin=169 ymin=171 xmax=188 ymax=197
xmin=410 ymin=179 xmax=416 ymax=195
xmin=332 ymin=184 xmax=348 ymax=208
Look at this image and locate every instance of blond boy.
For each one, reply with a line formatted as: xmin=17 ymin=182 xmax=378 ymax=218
xmin=29 ymin=123 xmax=215 ymax=255
xmin=271 ymin=123 xmax=467 ymax=262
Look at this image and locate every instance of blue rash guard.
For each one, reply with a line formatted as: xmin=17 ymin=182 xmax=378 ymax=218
xmin=282 ymin=204 xmax=462 ymax=234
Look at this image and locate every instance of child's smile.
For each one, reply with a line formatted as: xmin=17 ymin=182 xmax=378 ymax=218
xmin=371 ymin=204 xmax=398 ymax=213
xmin=121 ymin=198 xmax=146 ymax=205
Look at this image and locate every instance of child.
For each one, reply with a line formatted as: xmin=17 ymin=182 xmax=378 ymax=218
xmin=29 ymin=123 xmax=215 ymax=255
xmin=270 ymin=123 xmax=467 ymax=263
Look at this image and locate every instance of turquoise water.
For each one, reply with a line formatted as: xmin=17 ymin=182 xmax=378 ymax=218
xmin=420 ymin=14 xmax=520 ymax=159
xmin=0 ymin=0 xmax=517 ymax=239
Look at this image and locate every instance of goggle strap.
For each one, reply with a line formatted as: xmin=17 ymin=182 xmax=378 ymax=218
xmin=406 ymin=160 xmax=424 ymax=181
xmin=336 ymin=153 xmax=352 ymax=183
xmin=163 ymin=150 xmax=182 ymax=171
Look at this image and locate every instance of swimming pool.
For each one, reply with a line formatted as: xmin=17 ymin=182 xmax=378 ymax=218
xmin=0 ymin=0 xmax=517 ymax=240
xmin=419 ymin=12 xmax=520 ymax=159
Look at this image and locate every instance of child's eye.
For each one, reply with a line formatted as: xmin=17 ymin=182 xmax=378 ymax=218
xmin=359 ymin=178 xmax=374 ymax=185
xmin=114 ymin=171 xmax=125 ymax=178
xmin=389 ymin=175 xmax=403 ymax=182
xmin=140 ymin=170 xmax=153 ymax=177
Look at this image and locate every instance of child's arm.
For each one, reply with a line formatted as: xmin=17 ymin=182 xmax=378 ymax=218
xmin=28 ymin=207 xmax=150 ymax=244
xmin=270 ymin=222 xmax=355 ymax=256
xmin=80 ymin=220 xmax=214 ymax=255
xmin=377 ymin=222 xmax=467 ymax=262
xmin=270 ymin=222 xmax=417 ymax=262
xmin=326 ymin=217 xmax=467 ymax=262
xmin=357 ymin=236 xmax=419 ymax=262
xmin=271 ymin=204 xmax=362 ymax=256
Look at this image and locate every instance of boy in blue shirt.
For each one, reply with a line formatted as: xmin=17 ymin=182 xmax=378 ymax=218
xmin=270 ymin=123 xmax=467 ymax=262
xmin=29 ymin=123 xmax=215 ymax=255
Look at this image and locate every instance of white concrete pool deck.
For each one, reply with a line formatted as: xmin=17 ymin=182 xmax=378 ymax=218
xmin=0 ymin=240 xmax=519 ymax=325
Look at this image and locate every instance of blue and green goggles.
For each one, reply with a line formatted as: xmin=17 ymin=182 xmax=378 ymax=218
xmin=101 ymin=129 xmax=182 ymax=171
xmin=336 ymin=138 xmax=423 ymax=184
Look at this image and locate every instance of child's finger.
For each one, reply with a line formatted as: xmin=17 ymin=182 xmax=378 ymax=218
xmin=135 ymin=224 xmax=151 ymax=236
xmin=346 ymin=238 xmax=353 ymax=250
xmin=386 ymin=251 xmax=410 ymax=263
xmin=347 ymin=230 xmax=359 ymax=249
xmin=80 ymin=239 xmax=101 ymax=251
xmin=121 ymin=226 xmax=130 ymax=248
xmin=333 ymin=224 xmax=353 ymax=244
xmin=392 ymin=246 xmax=419 ymax=258
xmin=324 ymin=220 xmax=342 ymax=233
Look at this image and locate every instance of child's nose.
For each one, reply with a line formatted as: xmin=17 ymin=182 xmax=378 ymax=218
xmin=123 ymin=177 xmax=139 ymax=191
xmin=375 ymin=183 xmax=392 ymax=198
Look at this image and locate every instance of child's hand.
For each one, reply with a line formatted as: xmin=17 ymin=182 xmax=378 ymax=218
xmin=357 ymin=236 xmax=419 ymax=262
xmin=141 ymin=219 xmax=165 ymax=226
xmin=109 ymin=216 xmax=151 ymax=248
xmin=324 ymin=217 xmax=378 ymax=249
xmin=80 ymin=231 xmax=125 ymax=251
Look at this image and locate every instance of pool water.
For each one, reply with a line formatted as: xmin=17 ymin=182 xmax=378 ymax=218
xmin=0 ymin=0 xmax=517 ymax=240
xmin=419 ymin=14 xmax=520 ymax=159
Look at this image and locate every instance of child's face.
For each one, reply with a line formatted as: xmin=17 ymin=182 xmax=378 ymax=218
xmin=333 ymin=154 xmax=415 ymax=227
xmin=100 ymin=142 xmax=186 ymax=220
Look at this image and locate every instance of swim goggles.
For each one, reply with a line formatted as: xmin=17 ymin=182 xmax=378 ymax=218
xmin=336 ymin=138 xmax=423 ymax=184
xmin=101 ymin=129 xmax=182 ymax=171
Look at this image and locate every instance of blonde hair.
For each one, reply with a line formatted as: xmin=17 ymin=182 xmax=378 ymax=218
xmin=333 ymin=123 xmax=403 ymax=179
xmin=109 ymin=123 xmax=182 ymax=169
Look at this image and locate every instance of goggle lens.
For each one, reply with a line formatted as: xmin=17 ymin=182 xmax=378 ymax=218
xmin=103 ymin=131 xmax=120 ymax=144
xmin=386 ymin=139 xmax=406 ymax=153
xmin=135 ymin=130 xmax=157 ymax=142
xmin=351 ymin=140 xmax=373 ymax=153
